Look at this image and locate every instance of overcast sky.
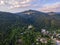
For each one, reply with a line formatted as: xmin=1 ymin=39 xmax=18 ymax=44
xmin=0 ymin=0 xmax=60 ymax=13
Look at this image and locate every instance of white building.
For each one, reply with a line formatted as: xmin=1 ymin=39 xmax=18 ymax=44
xmin=28 ymin=25 xmax=33 ymax=29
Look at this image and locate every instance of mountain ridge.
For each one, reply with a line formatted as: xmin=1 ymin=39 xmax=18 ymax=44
xmin=0 ymin=10 xmax=60 ymax=33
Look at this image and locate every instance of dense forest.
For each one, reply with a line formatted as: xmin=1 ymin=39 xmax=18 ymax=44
xmin=0 ymin=10 xmax=60 ymax=45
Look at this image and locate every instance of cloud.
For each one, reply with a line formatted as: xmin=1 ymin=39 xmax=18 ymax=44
xmin=0 ymin=0 xmax=35 ymax=9
xmin=9 ymin=4 xmax=31 ymax=9
xmin=0 ymin=0 xmax=38 ymax=13
xmin=38 ymin=2 xmax=60 ymax=12
xmin=20 ymin=0 xmax=31 ymax=4
xmin=8 ymin=0 xmax=32 ymax=9
xmin=9 ymin=0 xmax=36 ymax=9
xmin=0 ymin=0 xmax=5 ymax=5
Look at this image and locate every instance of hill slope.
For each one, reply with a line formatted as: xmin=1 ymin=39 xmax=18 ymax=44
xmin=0 ymin=10 xmax=60 ymax=33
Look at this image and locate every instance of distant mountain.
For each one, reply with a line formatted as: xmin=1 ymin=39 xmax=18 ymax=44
xmin=0 ymin=10 xmax=60 ymax=33
xmin=22 ymin=10 xmax=49 ymax=22
xmin=16 ymin=10 xmax=60 ymax=29
xmin=54 ymin=12 xmax=60 ymax=14
xmin=48 ymin=12 xmax=60 ymax=28
xmin=0 ymin=11 xmax=29 ymax=33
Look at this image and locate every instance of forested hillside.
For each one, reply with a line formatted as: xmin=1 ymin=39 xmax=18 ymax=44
xmin=0 ymin=10 xmax=60 ymax=45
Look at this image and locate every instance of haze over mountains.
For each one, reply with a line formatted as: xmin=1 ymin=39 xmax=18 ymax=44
xmin=0 ymin=10 xmax=60 ymax=33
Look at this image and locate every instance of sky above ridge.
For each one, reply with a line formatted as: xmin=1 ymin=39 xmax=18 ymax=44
xmin=0 ymin=0 xmax=60 ymax=13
